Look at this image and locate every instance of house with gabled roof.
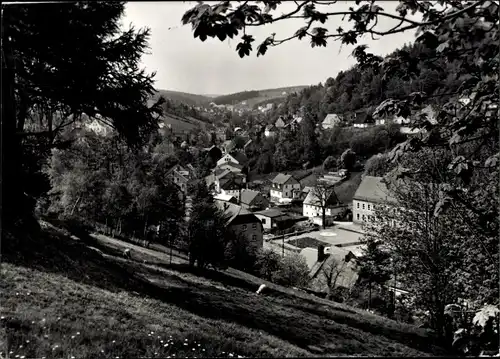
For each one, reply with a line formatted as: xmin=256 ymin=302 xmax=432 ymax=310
xmin=352 ymin=175 xmax=397 ymax=224
xmin=275 ymin=117 xmax=286 ymax=128
xmin=303 ymin=188 xmax=348 ymax=227
xmin=322 ymin=114 xmax=342 ymax=129
xmin=254 ymin=208 xmax=288 ymax=230
xmin=300 ymin=245 xmax=359 ymax=293
xmin=239 ymin=189 xmax=269 ymax=211
xmin=270 ymin=173 xmax=301 ymax=203
xmin=264 ymin=124 xmax=277 ymax=138
xmin=353 ymin=113 xmax=375 ymax=128
xmin=217 ymin=203 xmax=264 ymax=250
xmin=217 ymin=151 xmax=248 ymax=167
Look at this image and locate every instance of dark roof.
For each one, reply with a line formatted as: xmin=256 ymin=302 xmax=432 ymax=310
xmin=254 ymin=208 xmax=285 ymax=218
xmin=220 ymin=178 xmax=242 ymax=191
xmin=239 ymin=189 xmax=261 ymax=206
xmin=333 ymin=172 xmax=363 ymax=205
xmin=353 ymin=175 xmax=397 ymax=204
xmin=303 ymin=189 xmax=343 ymax=207
xmin=222 ymin=203 xmax=257 ymax=226
xmin=272 ymin=173 xmax=298 ymax=185
xmin=230 ymin=151 xmax=248 ymax=165
xmin=354 ymin=112 xmax=375 ymax=124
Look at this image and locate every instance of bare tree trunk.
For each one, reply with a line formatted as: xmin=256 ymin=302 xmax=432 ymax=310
xmin=369 ymin=281 xmax=372 ymax=311
xmin=70 ymin=196 xmax=82 ymax=216
xmin=322 ymin=207 xmax=326 ymax=229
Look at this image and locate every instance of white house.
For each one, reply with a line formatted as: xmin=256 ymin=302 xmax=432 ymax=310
xmin=303 ymin=189 xmax=347 ymax=227
xmin=353 ymin=113 xmax=375 ymax=128
xmin=270 ymin=174 xmax=301 ymax=203
xmin=217 ymin=152 xmax=245 ymax=167
xmin=322 ymin=114 xmax=342 ymax=129
xmin=264 ymin=124 xmax=277 ymax=138
xmin=352 ymin=176 xmax=397 ymax=224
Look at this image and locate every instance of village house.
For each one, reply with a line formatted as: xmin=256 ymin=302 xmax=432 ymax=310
xmin=269 ymin=173 xmax=301 ymax=203
xmin=254 ymin=208 xmax=291 ymax=230
xmin=352 ymin=175 xmax=397 ymax=224
xmin=303 ymin=188 xmax=348 ymax=227
xmin=353 ymin=113 xmax=375 ymax=128
xmin=219 ymin=177 xmax=245 ymax=200
xmin=218 ymin=161 xmax=244 ymax=173
xmin=321 ymin=114 xmax=342 ymax=129
xmin=275 ymin=117 xmax=286 ymax=128
xmin=239 ymin=189 xmax=269 ymax=211
xmin=264 ymin=124 xmax=277 ymax=138
xmin=300 ymin=245 xmax=359 ymax=294
xmin=217 ymin=152 xmax=247 ymax=167
xmin=166 ymin=164 xmax=191 ymax=194
xmin=213 ymin=193 xmax=238 ymax=206
xmin=215 ymin=170 xmax=246 ymax=192
xmin=218 ymin=202 xmax=264 ymax=250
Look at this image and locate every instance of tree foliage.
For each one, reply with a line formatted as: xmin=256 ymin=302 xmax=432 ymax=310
xmin=3 ymin=2 xmax=164 ymax=231
xmin=187 ymin=181 xmax=228 ymax=269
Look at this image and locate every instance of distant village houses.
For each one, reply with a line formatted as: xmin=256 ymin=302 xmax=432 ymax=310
xmin=321 ymin=114 xmax=342 ymax=129
xmin=269 ymin=174 xmax=301 ymax=204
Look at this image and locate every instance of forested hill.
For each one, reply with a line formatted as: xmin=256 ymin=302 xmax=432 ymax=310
xmin=267 ymin=42 xmax=464 ymax=123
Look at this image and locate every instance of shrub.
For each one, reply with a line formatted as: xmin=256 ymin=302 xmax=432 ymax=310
xmin=273 ymin=253 xmax=310 ymax=288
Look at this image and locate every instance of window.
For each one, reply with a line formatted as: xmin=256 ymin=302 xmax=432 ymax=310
xmin=357 ymin=202 xmax=359 ymax=209
xmin=357 ymin=213 xmax=360 ymax=220
xmin=252 ymin=223 xmax=257 ymax=230
xmin=362 ymin=204 xmax=365 ymax=210
xmin=262 ymin=218 xmax=266 ymax=224
xmin=252 ymin=235 xmax=257 ymax=241
xmin=242 ymin=224 xmax=247 ymax=231
xmin=368 ymin=204 xmax=371 ymax=210
xmin=362 ymin=215 xmax=366 ymax=221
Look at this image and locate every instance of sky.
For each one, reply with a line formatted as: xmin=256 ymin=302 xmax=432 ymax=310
xmin=122 ymin=1 xmax=419 ymax=96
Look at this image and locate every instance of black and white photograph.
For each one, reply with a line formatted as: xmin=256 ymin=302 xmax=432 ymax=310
xmin=2 ymin=0 xmax=499 ymax=357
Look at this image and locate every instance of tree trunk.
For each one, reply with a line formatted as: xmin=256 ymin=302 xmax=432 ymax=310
xmin=2 ymin=14 xmax=27 ymax=230
xmin=368 ymin=281 xmax=372 ymax=310
xmin=70 ymin=196 xmax=82 ymax=216
xmin=322 ymin=207 xmax=326 ymax=229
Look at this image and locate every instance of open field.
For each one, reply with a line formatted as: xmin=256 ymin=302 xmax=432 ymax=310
xmin=1 ymin=222 xmax=448 ymax=358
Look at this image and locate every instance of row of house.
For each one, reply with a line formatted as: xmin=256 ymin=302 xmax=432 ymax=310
xmin=320 ymin=104 xmax=438 ymax=133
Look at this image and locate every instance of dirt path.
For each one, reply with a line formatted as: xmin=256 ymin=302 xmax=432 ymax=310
xmin=91 ymin=233 xmax=188 ymax=265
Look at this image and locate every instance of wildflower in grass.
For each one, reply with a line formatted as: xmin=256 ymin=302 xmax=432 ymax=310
xmin=1 ymin=316 xmax=5 ymax=320
xmin=76 ymin=332 xmax=80 ymax=335
xmin=71 ymin=336 xmax=75 ymax=339
xmin=184 ymin=343 xmax=188 ymax=346
xmin=112 ymin=340 xmax=116 ymax=343
xmin=25 ymin=340 xmax=30 ymax=343
xmin=164 ymin=344 xmax=168 ymax=347
xmin=19 ymin=345 xmax=23 ymax=349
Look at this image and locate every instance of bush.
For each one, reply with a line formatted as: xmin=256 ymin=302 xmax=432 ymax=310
xmin=255 ymin=249 xmax=282 ymax=281
xmin=273 ymin=253 xmax=311 ymax=288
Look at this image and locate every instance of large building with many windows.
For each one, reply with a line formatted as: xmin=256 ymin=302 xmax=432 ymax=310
xmin=352 ymin=176 xmax=397 ymax=224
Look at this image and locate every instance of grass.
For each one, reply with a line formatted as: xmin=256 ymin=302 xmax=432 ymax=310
xmin=1 ymin=221 xmax=449 ymax=358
